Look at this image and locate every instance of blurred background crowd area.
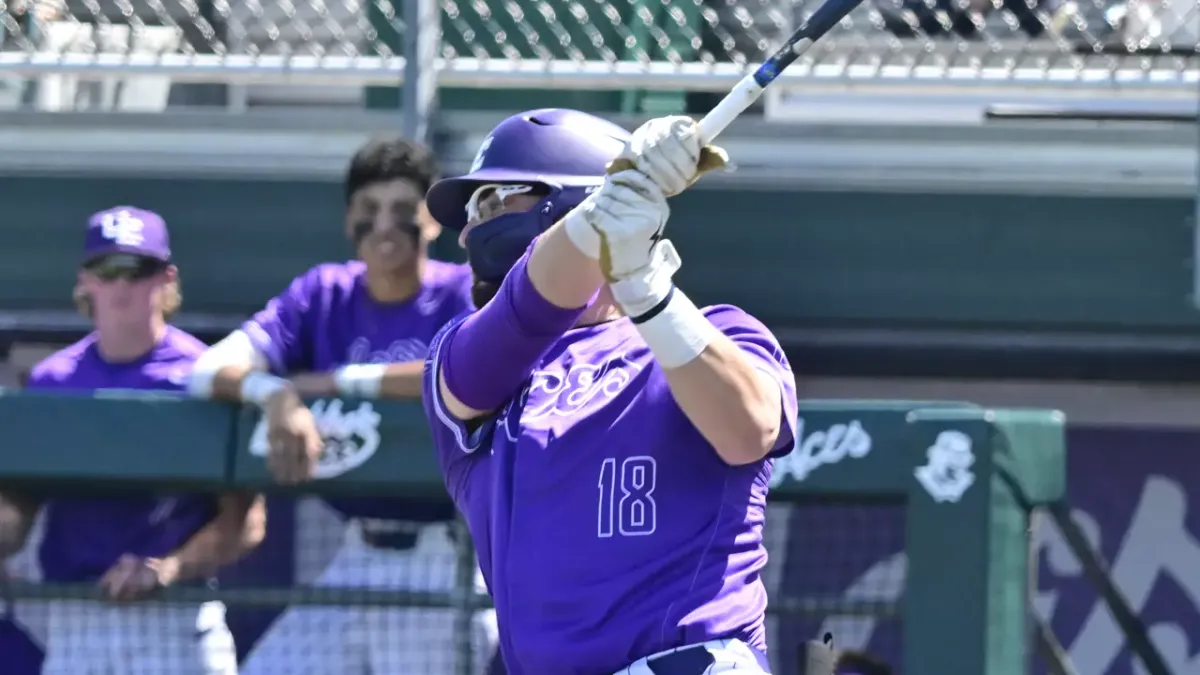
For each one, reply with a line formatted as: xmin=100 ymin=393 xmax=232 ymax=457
xmin=0 ymin=0 xmax=1194 ymax=113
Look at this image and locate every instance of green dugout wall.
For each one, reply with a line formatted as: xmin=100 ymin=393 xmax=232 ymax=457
xmin=0 ymin=174 xmax=1189 ymax=336
xmin=0 ymin=391 xmax=1065 ymax=674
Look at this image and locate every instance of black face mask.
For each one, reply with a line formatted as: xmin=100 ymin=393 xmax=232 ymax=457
xmin=463 ymin=198 xmax=558 ymax=284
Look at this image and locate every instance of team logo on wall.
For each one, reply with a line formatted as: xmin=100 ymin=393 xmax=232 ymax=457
xmin=914 ymin=430 xmax=976 ymax=503
xmin=248 ymin=399 xmax=382 ymax=478
xmin=770 ymin=417 xmax=873 ymax=485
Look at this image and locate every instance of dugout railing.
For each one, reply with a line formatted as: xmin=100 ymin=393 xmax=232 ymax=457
xmin=0 ymin=390 xmax=1066 ymax=675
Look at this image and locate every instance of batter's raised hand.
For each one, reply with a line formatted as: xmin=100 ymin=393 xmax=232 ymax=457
xmin=610 ymin=115 xmax=729 ymax=196
xmin=263 ymin=387 xmax=324 ymax=484
xmin=98 ymin=554 xmax=178 ymax=603
xmin=564 ymin=169 xmax=669 ymax=282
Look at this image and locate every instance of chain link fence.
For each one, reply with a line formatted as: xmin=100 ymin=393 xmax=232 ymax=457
xmin=0 ymin=0 xmax=1194 ymax=90
xmin=2 ymin=494 xmax=907 ymax=674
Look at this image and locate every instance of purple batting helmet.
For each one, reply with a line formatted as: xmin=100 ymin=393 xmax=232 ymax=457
xmin=426 ymin=108 xmax=630 ymax=283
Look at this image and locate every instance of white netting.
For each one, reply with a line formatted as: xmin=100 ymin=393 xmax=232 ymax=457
xmin=0 ymin=0 xmax=1195 ymax=89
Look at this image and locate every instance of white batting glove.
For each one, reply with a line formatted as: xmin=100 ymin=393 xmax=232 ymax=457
xmin=609 ymin=116 xmax=731 ymax=197
xmin=563 ymin=169 xmax=668 ymax=280
xmin=609 ymin=238 xmax=682 ymax=319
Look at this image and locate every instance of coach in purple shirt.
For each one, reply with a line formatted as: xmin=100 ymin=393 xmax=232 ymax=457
xmin=0 ymin=207 xmax=266 ymax=674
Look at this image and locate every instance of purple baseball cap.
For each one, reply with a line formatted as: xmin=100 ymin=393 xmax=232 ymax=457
xmin=83 ymin=206 xmax=172 ymax=265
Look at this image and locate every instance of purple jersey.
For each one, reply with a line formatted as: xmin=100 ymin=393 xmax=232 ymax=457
xmin=244 ymin=259 xmax=473 ymax=521
xmin=27 ymin=326 xmax=219 ymax=583
xmin=423 ymin=304 xmax=799 ymax=675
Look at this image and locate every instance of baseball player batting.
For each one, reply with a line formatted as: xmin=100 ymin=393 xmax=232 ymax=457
xmin=420 ymin=108 xmax=800 ymax=675
xmin=188 ymin=138 xmax=495 ymax=674
xmin=0 ymin=206 xmax=263 ymax=674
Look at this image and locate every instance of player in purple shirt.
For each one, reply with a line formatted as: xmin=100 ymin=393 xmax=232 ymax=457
xmin=188 ymin=138 xmax=495 ymax=674
xmin=421 ymin=108 xmax=799 ymax=675
xmin=0 ymin=206 xmax=266 ymax=674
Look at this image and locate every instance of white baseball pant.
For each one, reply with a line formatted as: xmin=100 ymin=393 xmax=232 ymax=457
xmin=240 ymin=519 xmax=496 ymax=675
xmin=617 ymin=638 xmax=771 ymax=675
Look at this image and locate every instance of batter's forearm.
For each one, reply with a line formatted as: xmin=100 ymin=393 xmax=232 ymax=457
xmin=527 ymin=220 xmax=605 ymax=310
xmin=167 ymin=493 xmax=265 ymax=582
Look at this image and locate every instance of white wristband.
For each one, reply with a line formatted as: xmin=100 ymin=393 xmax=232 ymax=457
xmin=630 ymin=287 xmax=720 ymax=369
xmin=239 ymin=371 xmax=289 ymax=407
xmin=333 ymin=364 xmax=386 ymax=399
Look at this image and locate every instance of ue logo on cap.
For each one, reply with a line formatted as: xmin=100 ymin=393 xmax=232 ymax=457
xmin=470 ymin=136 xmax=493 ymax=173
xmin=100 ymin=210 xmax=146 ymax=247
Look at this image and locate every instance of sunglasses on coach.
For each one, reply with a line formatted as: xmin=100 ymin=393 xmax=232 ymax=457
xmin=84 ymin=255 xmax=167 ymax=282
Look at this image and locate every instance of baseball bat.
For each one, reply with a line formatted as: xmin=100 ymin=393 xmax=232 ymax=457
xmin=696 ymin=0 xmax=867 ymax=144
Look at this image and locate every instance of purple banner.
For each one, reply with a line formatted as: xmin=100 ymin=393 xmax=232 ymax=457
xmin=3 ymin=427 xmax=1199 ymax=675
xmin=771 ymin=427 xmax=1200 ymax=675
xmin=1033 ymin=428 xmax=1200 ymax=675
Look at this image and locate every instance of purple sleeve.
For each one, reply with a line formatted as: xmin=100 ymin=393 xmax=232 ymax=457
xmin=422 ymin=315 xmax=497 ymax=502
xmin=703 ymin=304 xmax=799 ymax=459
xmin=24 ymin=357 xmax=74 ymax=391
xmin=22 ymin=369 xmax=54 ymax=391
xmin=242 ymin=269 xmax=319 ymax=374
xmin=441 ymin=249 xmax=588 ymax=411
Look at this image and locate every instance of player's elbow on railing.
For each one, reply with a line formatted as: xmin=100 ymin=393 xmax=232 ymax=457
xmin=188 ymin=330 xmax=270 ymax=402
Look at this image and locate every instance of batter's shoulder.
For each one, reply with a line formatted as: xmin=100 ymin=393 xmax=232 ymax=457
xmin=25 ymin=335 xmax=97 ymax=389
xmin=702 ymin=304 xmax=788 ymax=359
xmin=428 ymin=311 xmax=472 ymax=362
xmin=701 ymin=304 xmax=772 ymax=333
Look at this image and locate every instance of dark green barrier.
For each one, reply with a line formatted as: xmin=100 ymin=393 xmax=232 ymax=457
xmin=1 ymin=174 xmax=1188 ymax=332
xmin=0 ymin=391 xmax=1065 ymax=674
xmin=0 ymin=389 xmax=234 ymax=488
xmin=234 ymin=398 xmax=446 ymax=498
